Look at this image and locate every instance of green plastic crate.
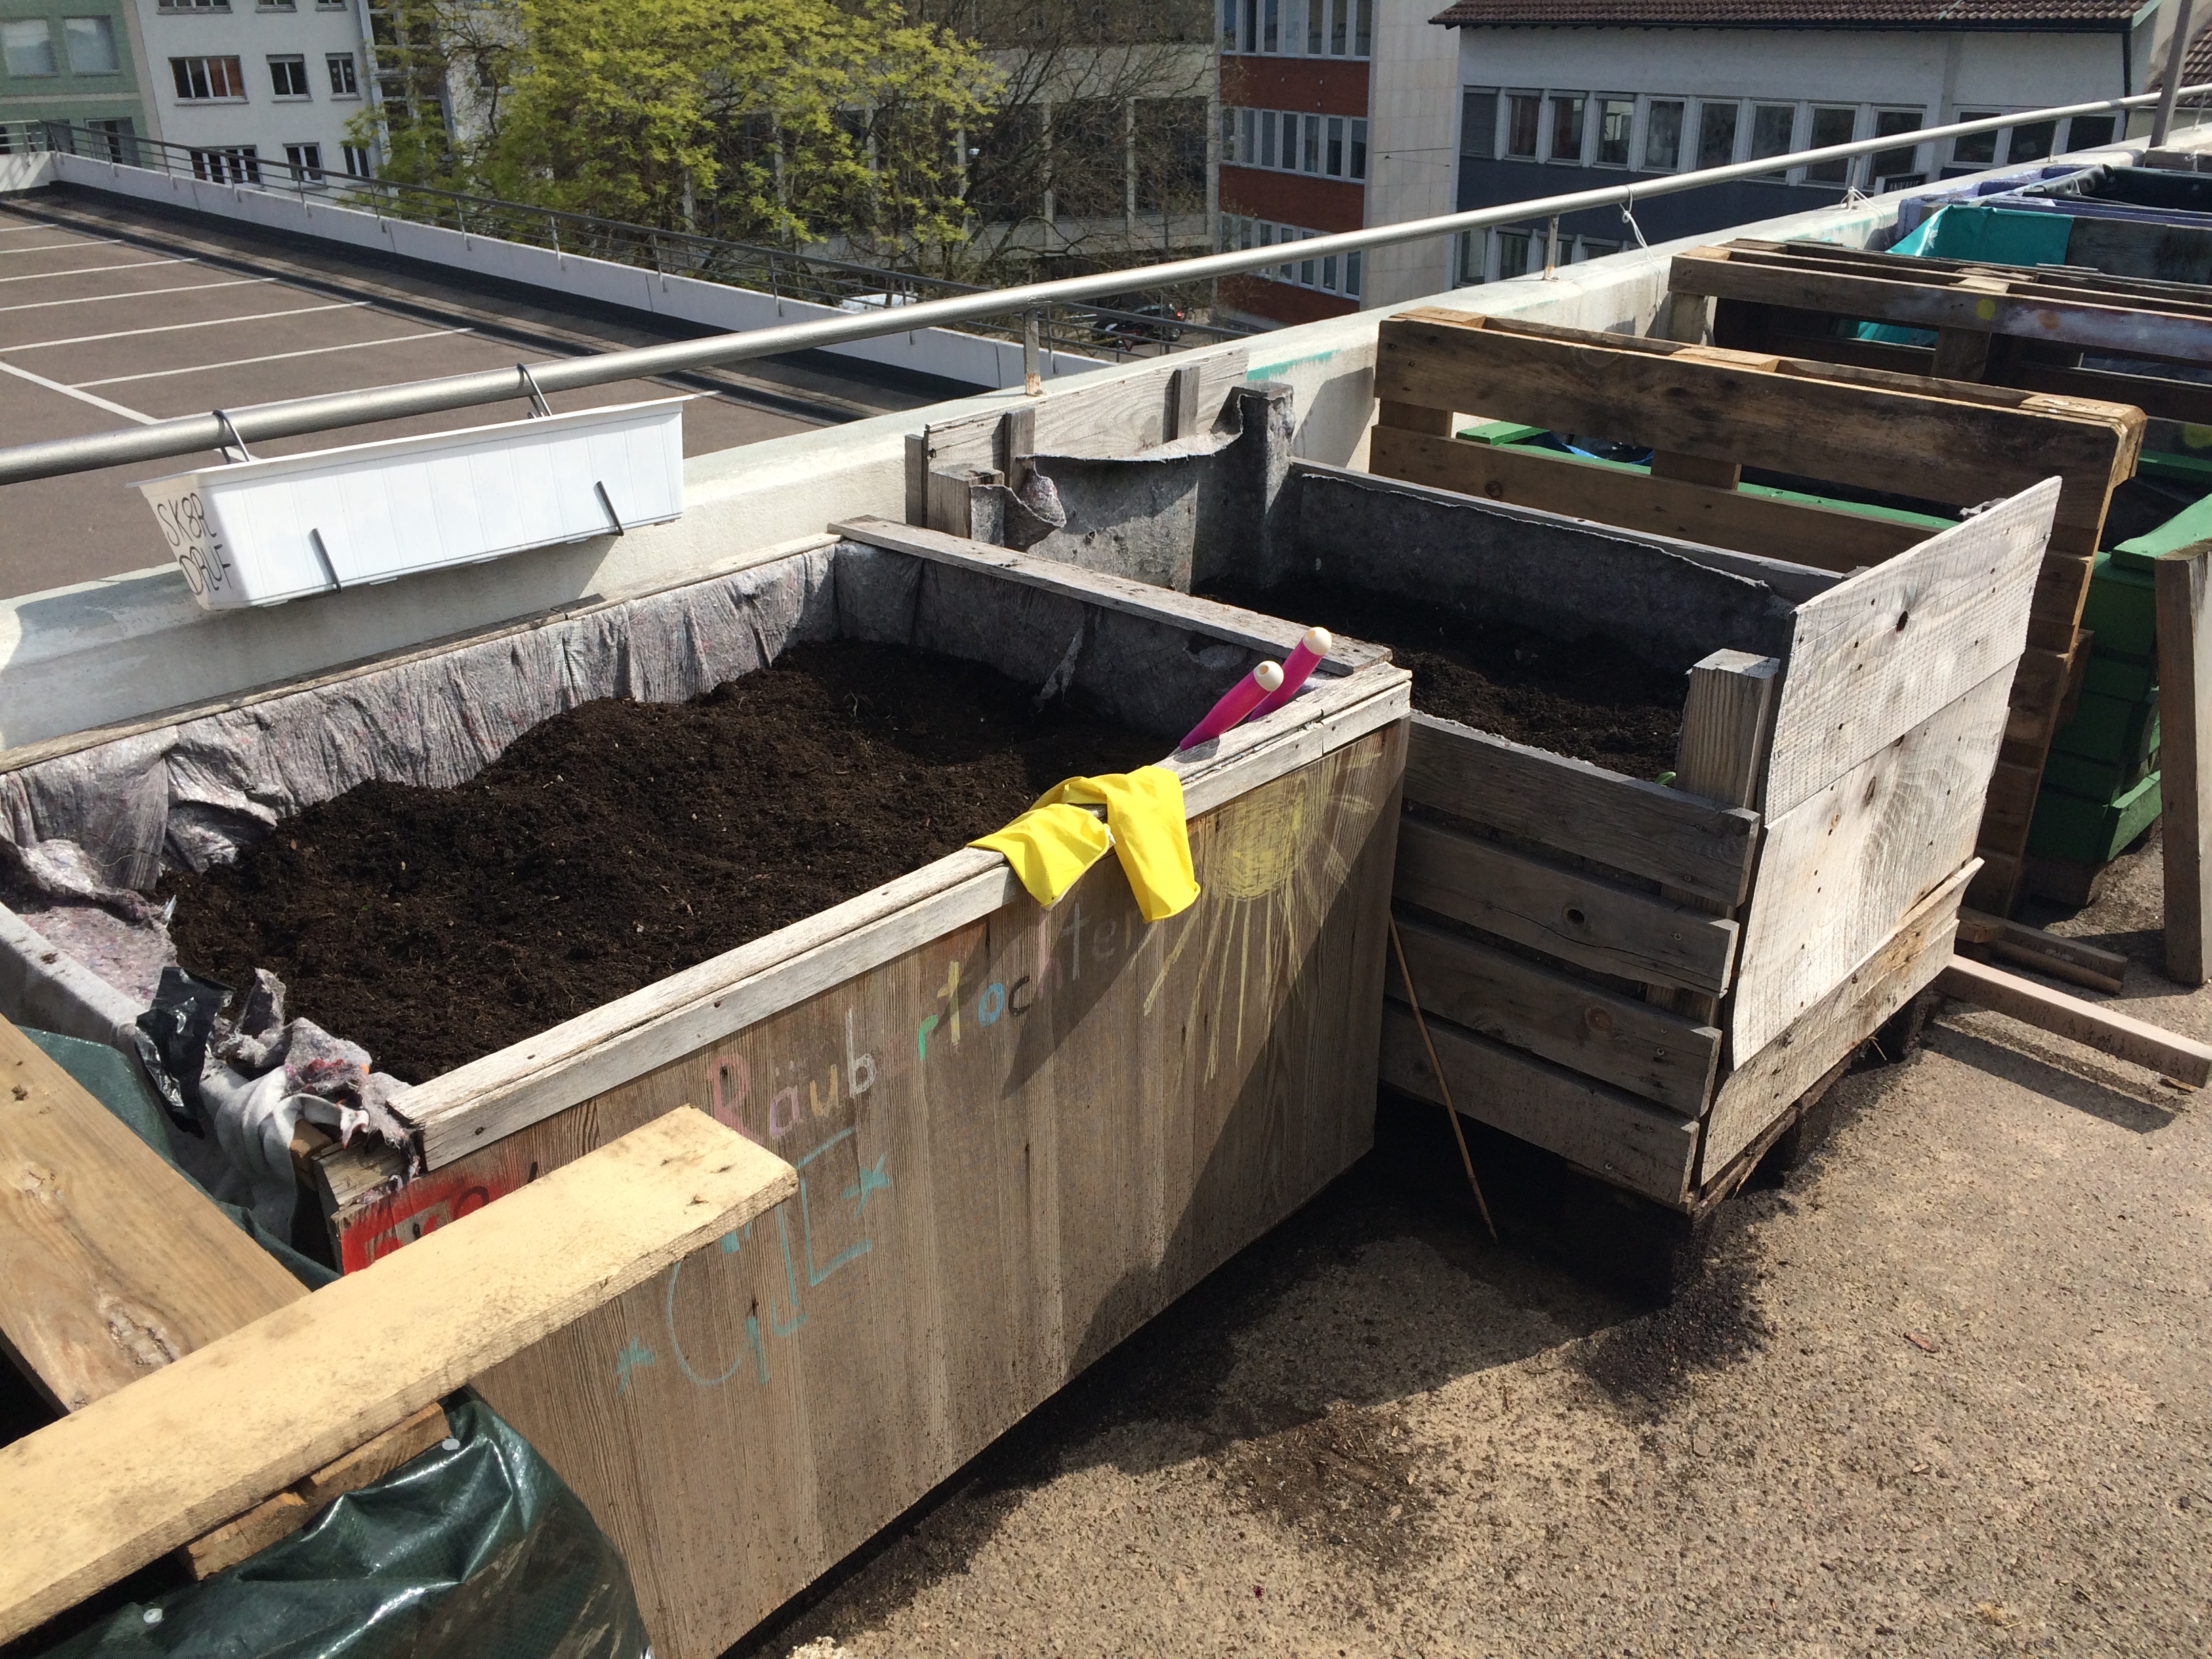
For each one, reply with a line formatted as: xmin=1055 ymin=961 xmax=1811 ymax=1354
xmin=2050 ymin=688 xmax=2160 ymax=765
xmin=2041 ymin=748 xmax=2157 ymax=802
xmin=2079 ymin=552 xmax=2158 ymax=656
xmin=2081 ymin=652 xmax=2156 ymax=703
xmin=2027 ymin=770 xmax=2163 ymax=864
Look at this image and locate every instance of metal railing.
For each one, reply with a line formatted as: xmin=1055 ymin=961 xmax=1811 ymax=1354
xmin=5 ymin=85 xmax=2209 ymax=488
xmin=27 ymin=121 xmax=1246 ymax=367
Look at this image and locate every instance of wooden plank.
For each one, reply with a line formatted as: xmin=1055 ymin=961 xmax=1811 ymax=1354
xmin=1938 ymin=958 xmax=2212 ymax=1087
xmin=1761 ymin=481 xmax=2056 ymax=819
xmin=0 ymin=1108 xmax=795 ymax=1644
xmin=2157 ymin=544 xmax=2212 ymax=987
xmin=1732 ymin=668 xmax=2015 ymax=1059
xmin=1369 ymin=424 xmax=1928 ymax=575
xmin=181 ymin=1404 xmax=449 ymax=1578
xmin=1956 ymin=908 xmax=2129 ymax=994
xmin=1378 ymin=1006 xmax=1699 ymax=1204
xmin=921 ymin=350 xmax=1251 ymax=470
xmin=1374 ymin=309 xmax=2142 ymax=532
xmin=1671 ymin=246 xmax=2212 ymax=364
xmin=1401 ymin=712 xmax=1760 ymax=905
xmin=1387 ymin=914 xmax=1721 ymax=1114
xmin=1393 ymin=817 xmax=1740 ymax=997
xmin=1650 ymin=450 xmax=1742 ymax=489
xmin=1700 ymin=862 xmax=1970 ymax=1182
xmin=1377 ymin=399 xmax=1451 ymax=436
xmin=0 ymin=1015 xmax=306 ymax=1414
xmin=2003 ymin=645 xmax=2075 ymax=747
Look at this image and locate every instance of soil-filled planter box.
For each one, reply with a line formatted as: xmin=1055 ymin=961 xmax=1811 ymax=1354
xmin=1197 ymin=464 xmax=2056 ymax=1205
xmin=0 ymin=531 xmax=1408 ymax=1659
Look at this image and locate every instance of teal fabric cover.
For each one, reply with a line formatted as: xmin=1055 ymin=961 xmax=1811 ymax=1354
xmin=1858 ymin=205 xmax=2077 ymax=346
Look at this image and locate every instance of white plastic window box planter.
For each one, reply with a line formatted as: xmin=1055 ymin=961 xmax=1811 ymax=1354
xmin=134 ymin=398 xmax=685 ymax=609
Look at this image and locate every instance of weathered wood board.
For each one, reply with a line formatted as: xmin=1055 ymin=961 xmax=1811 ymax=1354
xmin=344 ymin=728 xmax=1404 ymax=1659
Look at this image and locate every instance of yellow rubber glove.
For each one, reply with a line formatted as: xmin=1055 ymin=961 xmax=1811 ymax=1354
xmin=970 ymin=764 xmax=1200 ymax=921
xmin=970 ymin=801 xmax=1114 ymax=910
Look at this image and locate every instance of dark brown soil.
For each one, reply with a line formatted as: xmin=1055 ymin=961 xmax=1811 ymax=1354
xmin=1200 ymin=576 xmax=1685 ymax=777
xmin=162 ymin=641 xmax=1162 ymax=1082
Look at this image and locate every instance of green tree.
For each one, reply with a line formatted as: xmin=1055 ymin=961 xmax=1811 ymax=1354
xmin=362 ymin=0 xmax=999 ymax=258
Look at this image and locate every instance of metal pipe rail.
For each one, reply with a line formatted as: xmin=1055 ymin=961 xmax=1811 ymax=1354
xmin=4 ymin=87 xmax=2207 ymax=488
xmin=29 ymin=122 xmax=1248 ymax=363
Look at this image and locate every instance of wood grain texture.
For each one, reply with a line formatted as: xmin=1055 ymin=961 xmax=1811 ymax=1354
xmin=1378 ymin=1006 xmax=1700 ymax=1205
xmin=2156 ymin=545 xmax=2212 ymax=987
xmin=914 ymin=350 xmax=1252 ymax=480
xmin=1761 ymin=481 xmax=2056 ymax=819
xmin=1387 ymin=913 xmax=1721 ymax=1114
xmin=415 ymin=730 xmax=1406 ymax=1659
xmin=1938 ymin=958 xmax=2212 ymax=1086
xmin=0 ymin=1108 xmax=796 ymax=1645
xmin=1402 ymin=713 xmax=1760 ymax=905
xmin=1373 ymin=309 xmax=2139 ymax=532
xmin=0 ymin=1015 xmax=305 ymax=1414
xmin=1955 ymin=911 xmax=2129 ymax=995
xmin=1732 ymin=668 xmax=2015 ymax=1059
xmin=1393 ymin=817 xmax=1741 ymax=997
xmin=1700 ymin=863 xmax=1971 ymax=1182
xmin=1368 ymin=425 xmax=1927 ymax=575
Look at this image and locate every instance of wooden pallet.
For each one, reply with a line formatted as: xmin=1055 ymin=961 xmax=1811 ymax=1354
xmin=1368 ymin=306 xmax=2145 ymax=915
xmin=1671 ymin=236 xmax=2212 ymax=427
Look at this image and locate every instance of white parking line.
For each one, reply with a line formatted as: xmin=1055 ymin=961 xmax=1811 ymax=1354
xmin=0 ymin=258 xmax=195 ymax=285
xmin=0 ymin=240 xmax=121 ymax=256
xmin=0 ymin=360 xmax=153 ymax=424
xmin=75 ymin=327 xmax=477 ymax=387
xmin=2 ymin=300 xmax=372 ymax=354
xmin=0 ymin=276 xmax=278 ymax=314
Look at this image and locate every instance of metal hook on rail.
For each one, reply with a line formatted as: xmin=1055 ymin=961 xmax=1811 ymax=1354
xmin=516 ymin=363 xmax=554 ymax=419
xmin=211 ymin=409 xmax=255 ymax=464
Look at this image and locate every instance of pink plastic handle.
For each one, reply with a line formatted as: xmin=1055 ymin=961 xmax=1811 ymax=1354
xmin=1245 ymin=626 xmax=1332 ymax=722
xmin=1177 ymin=660 xmax=1284 ymax=750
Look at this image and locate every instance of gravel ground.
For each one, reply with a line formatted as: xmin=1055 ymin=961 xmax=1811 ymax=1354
xmin=741 ymin=836 xmax=2211 ymax=1658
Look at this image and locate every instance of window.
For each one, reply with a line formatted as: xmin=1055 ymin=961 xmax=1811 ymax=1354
xmin=1261 ymin=108 xmax=1278 ymax=167
xmin=269 ymin=55 xmax=310 ymax=98
xmin=257 ymin=0 xmax=297 ymax=10
xmin=172 ymin=56 xmax=247 ymax=100
xmin=1750 ymin=103 xmax=1796 ymax=173
xmin=1349 ymin=117 xmax=1366 ymax=180
xmin=342 ymin=142 xmax=372 ymax=178
xmin=1870 ymin=109 xmax=1923 ymax=180
xmin=1237 ymin=106 xmax=1253 ymax=164
xmin=189 ymin=144 xmax=259 ymax=183
xmin=1 ymin=20 xmax=56 ymax=77
xmin=1326 ymin=114 xmax=1343 ymax=177
xmin=1461 ymin=89 xmax=1497 ymax=161
xmin=1642 ymin=100 xmax=1683 ymax=170
xmin=1576 ymin=237 xmax=1617 ymax=262
xmin=1696 ymin=101 xmax=1738 ymax=169
xmin=2067 ymin=114 xmax=2117 ymax=150
xmin=1496 ymin=228 xmax=1533 ymax=280
xmin=1803 ymin=106 xmax=1858 ymax=183
xmin=1302 ymin=111 xmax=1319 ymax=173
xmin=63 ymin=17 xmax=119 ymax=75
xmin=1505 ymin=94 xmax=1540 ymax=159
xmin=1595 ymin=97 xmax=1632 ymax=167
xmin=157 ymin=0 xmax=229 ymax=9
xmin=1345 ymin=249 xmax=1361 ymax=298
xmin=283 ymin=142 xmax=323 ymax=182
xmin=1330 ymin=0 xmax=1346 ymax=54
xmin=1262 ymin=0 xmax=1277 ymax=52
xmin=2007 ymin=119 xmax=2056 ymax=164
xmin=1221 ymin=0 xmax=1235 ymax=51
xmin=85 ymin=116 xmax=133 ymax=161
xmin=1240 ymin=0 xmax=1256 ymax=53
xmin=1549 ymin=95 xmax=1584 ymax=163
xmin=1355 ymin=0 xmax=1371 ymax=56
xmin=1321 ymin=252 xmax=1337 ymax=292
xmin=1307 ymin=0 xmax=1322 ymax=53
xmin=1953 ymin=113 xmax=1999 ymax=166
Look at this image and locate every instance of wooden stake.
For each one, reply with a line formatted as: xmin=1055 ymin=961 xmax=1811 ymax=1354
xmin=2156 ymin=541 xmax=2212 ymax=985
xmin=1388 ymin=914 xmax=1497 ymax=1240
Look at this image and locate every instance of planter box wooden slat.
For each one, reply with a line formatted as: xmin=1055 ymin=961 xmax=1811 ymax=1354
xmin=1395 ymin=817 xmax=1742 ymax=998
xmin=1389 ymin=913 xmax=1722 ymax=1114
xmin=1404 ymin=714 xmax=1759 ymax=905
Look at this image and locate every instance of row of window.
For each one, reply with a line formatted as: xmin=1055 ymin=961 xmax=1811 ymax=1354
xmin=1218 ymin=212 xmax=1363 ymax=299
xmin=189 ymin=138 xmax=371 ymax=184
xmin=1 ymin=16 xmax=119 ymax=77
xmin=1220 ymin=0 xmax=1371 ymax=60
xmin=158 ymin=0 xmax=350 ymax=10
xmin=1221 ymin=104 xmax=1367 ymax=182
xmin=1454 ymin=225 xmax=1620 ymax=286
xmin=169 ymin=51 xmax=357 ymax=102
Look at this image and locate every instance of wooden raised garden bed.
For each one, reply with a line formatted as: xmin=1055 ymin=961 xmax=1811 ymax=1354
xmin=0 ymin=527 xmax=1409 ymax=1658
xmin=1366 ymin=306 xmax=2144 ymax=917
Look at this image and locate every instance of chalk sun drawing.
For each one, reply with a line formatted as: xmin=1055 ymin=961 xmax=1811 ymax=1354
xmin=1143 ymin=746 xmax=1378 ymax=1079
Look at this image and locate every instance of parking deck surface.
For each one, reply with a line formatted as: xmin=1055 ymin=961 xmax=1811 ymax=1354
xmin=0 ymin=189 xmax=951 ymax=600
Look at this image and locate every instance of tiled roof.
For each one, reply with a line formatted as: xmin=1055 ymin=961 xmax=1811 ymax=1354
xmin=1431 ymin=3 xmax=2140 ymax=27
xmin=2148 ymin=23 xmax=2212 ymax=89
